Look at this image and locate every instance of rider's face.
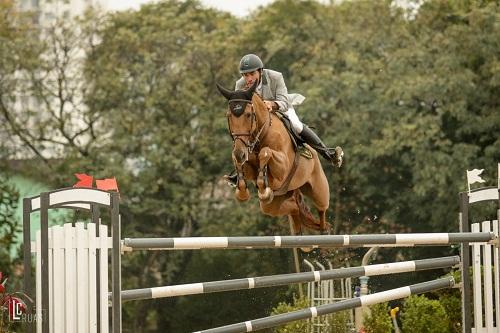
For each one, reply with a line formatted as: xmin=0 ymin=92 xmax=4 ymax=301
xmin=242 ymin=70 xmax=261 ymax=88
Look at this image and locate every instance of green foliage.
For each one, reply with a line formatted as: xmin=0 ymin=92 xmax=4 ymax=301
xmin=1 ymin=0 xmax=499 ymax=331
xmin=401 ymin=295 xmax=451 ymax=333
xmin=0 ymin=175 xmax=24 ymax=332
xmin=438 ymin=290 xmax=462 ymax=333
xmin=0 ymin=175 xmax=20 ymax=271
xmin=271 ymin=296 xmax=310 ymax=333
xmin=327 ymin=310 xmax=352 ymax=333
xmin=363 ymin=302 xmax=392 ymax=333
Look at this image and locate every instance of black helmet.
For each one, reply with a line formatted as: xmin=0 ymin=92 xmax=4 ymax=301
xmin=239 ymin=54 xmax=264 ymax=74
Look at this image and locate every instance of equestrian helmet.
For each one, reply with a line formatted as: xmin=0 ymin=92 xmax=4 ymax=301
xmin=239 ymin=54 xmax=264 ymax=74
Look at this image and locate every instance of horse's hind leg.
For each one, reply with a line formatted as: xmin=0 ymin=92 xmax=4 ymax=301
xmin=259 ymin=195 xmax=304 ymax=236
xmin=288 ymin=214 xmax=302 ymax=235
xmin=317 ymin=210 xmax=330 ymax=234
xmin=301 ymin=162 xmax=330 ymax=232
xmin=301 ymin=187 xmax=330 ymax=233
xmin=260 ymin=192 xmax=297 ymax=214
xmin=293 ymin=190 xmax=322 ymax=231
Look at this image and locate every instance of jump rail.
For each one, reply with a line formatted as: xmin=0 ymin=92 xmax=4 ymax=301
xmin=118 ymin=256 xmax=459 ymax=302
xmin=122 ymin=233 xmax=494 ymax=251
xmin=194 ymin=277 xmax=455 ymax=333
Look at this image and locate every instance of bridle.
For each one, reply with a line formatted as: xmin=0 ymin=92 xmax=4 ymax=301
xmin=226 ymin=98 xmax=272 ymax=162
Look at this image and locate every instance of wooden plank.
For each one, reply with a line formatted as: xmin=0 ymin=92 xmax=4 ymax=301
xmin=88 ymin=223 xmax=98 ymax=333
xmin=36 ymin=231 xmax=42 ymax=333
xmin=76 ymin=222 xmax=89 ymax=332
xmin=472 ymin=223 xmax=484 ymax=330
xmin=481 ymin=221 xmax=494 ymax=333
xmin=493 ymin=220 xmax=500 ymax=331
xmin=99 ymin=224 xmax=110 ymax=333
xmin=52 ymin=226 xmax=64 ymax=332
xmin=64 ymin=223 xmax=76 ymax=333
xmin=481 ymin=221 xmax=494 ymax=332
xmin=49 ymin=228 xmax=54 ymax=333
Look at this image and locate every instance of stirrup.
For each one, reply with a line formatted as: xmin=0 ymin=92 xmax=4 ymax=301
xmin=223 ymin=172 xmax=238 ymax=188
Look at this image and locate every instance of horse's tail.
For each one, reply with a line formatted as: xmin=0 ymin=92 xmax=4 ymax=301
xmin=293 ymin=189 xmax=321 ymax=231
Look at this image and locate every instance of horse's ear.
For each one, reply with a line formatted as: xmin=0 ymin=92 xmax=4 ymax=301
xmin=216 ymin=83 xmax=233 ymax=100
xmin=244 ymin=80 xmax=258 ymax=100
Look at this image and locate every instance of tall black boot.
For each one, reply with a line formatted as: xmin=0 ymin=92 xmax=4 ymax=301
xmin=300 ymin=125 xmax=343 ymax=167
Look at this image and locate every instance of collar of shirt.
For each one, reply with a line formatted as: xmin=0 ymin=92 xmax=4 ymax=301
xmin=257 ymin=79 xmax=263 ymax=95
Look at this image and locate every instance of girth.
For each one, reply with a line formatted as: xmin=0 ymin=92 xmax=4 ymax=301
xmin=269 ymin=111 xmax=308 ymax=197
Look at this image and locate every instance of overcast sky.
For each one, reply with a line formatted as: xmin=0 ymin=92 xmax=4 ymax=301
xmin=106 ymin=0 xmax=276 ymax=17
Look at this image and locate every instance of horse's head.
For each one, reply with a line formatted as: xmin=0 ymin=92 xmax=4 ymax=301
xmin=216 ymin=81 xmax=264 ymax=166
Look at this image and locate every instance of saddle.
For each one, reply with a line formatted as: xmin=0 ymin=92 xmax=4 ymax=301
xmin=273 ymin=111 xmax=313 ymax=160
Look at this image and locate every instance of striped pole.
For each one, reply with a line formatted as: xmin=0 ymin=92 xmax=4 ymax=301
xmin=122 ymin=232 xmax=494 ymax=251
xmin=194 ymin=277 xmax=455 ymax=333
xmin=118 ymin=256 xmax=459 ymax=302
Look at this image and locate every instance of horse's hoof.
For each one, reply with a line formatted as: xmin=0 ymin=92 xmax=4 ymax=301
xmin=300 ymin=247 xmax=314 ymax=253
xmin=235 ymin=188 xmax=250 ymax=201
xmin=258 ymin=187 xmax=273 ymax=203
xmin=257 ymin=175 xmax=264 ymax=189
xmin=320 ymin=223 xmax=332 ymax=235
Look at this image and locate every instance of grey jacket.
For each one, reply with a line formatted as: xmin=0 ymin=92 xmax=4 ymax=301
xmin=235 ymin=69 xmax=291 ymax=111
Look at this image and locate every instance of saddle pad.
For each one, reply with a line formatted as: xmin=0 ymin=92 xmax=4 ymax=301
xmin=274 ymin=111 xmax=304 ymax=150
xmin=298 ymin=146 xmax=313 ymax=159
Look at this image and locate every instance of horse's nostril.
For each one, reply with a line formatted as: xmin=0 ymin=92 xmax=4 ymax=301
xmin=234 ymin=149 xmax=246 ymax=163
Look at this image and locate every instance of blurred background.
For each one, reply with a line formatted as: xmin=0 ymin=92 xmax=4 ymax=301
xmin=0 ymin=0 xmax=499 ymax=331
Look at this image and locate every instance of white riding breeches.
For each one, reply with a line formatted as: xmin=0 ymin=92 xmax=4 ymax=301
xmin=285 ymin=107 xmax=304 ymax=134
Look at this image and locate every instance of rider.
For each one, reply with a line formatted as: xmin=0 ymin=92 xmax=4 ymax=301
xmin=226 ymin=54 xmax=343 ymax=185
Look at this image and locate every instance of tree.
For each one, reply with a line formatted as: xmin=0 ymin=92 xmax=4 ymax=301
xmin=0 ymin=175 xmax=20 ymax=287
xmin=1 ymin=0 xmax=499 ymax=330
xmin=85 ymin=1 xmax=293 ymax=330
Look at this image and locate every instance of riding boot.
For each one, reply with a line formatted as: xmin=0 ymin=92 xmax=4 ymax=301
xmin=300 ymin=125 xmax=344 ymax=167
xmin=223 ymin=170 xmax=238 ymax=187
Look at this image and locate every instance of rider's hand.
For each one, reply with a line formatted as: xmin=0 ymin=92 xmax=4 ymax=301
xmin=264 ymin=100 xmax=277 ymax=111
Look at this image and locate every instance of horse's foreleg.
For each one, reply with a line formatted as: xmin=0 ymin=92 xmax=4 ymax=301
xmin=256 ymin=165 xmax=273 ymax=203
xmin=234 ymin=170 xmax=250 ymax=202
xmin=257 ymin=147 xmax=288 ymax=203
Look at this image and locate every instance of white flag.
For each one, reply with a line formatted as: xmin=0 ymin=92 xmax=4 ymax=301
xmin=466 ymin=169 xmax=486 ymax=185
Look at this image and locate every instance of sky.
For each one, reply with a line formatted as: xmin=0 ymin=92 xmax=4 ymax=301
xmin=106 ymin=0 xmax=276 ymax=17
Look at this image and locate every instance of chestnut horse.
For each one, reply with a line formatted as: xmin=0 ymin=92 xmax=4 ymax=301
xmin=216 ymin=81 xmax=330 ymax=234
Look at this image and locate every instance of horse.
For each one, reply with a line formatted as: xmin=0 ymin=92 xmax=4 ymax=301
xmin=216 ymin=81 xmax=331 ymax=234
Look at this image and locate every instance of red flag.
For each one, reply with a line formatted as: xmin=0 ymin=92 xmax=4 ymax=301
xmin=96 ymin=177 xmax=119 ymax=192
xmin=73 ymin=173 xmax=93 ymax=188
